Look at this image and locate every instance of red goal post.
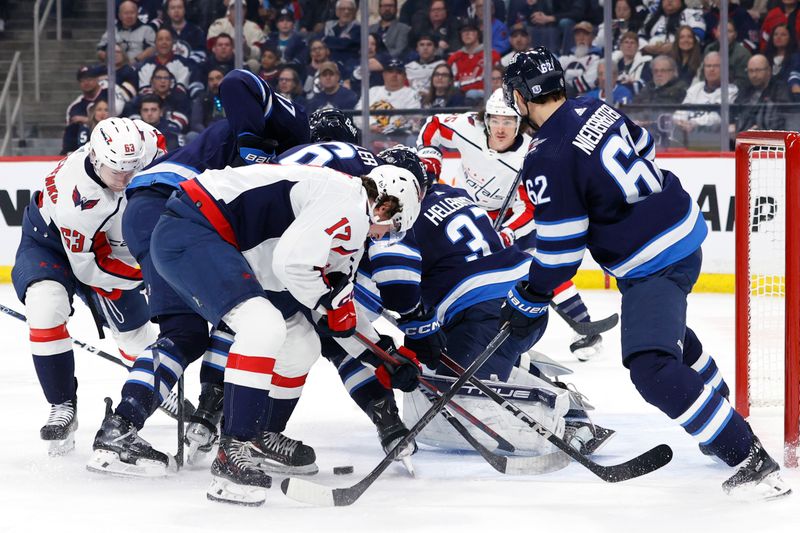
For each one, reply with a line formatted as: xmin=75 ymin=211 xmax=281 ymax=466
xmin=735 ymin=131 xmax=800 ymax=467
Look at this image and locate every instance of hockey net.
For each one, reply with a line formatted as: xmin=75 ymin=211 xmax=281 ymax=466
xmin=735 ymin=131 xmax=800 ymax=467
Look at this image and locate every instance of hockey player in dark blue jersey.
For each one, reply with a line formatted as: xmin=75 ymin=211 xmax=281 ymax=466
xmin=87 ymin=69 xmax=311 ymax=478
xmin=500 ymin=47 xmax=790 ymax=499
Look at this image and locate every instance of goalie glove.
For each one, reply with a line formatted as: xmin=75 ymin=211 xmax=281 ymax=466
xmin=358 ymin=335 xmax=421 ymax=392
xmin=499 ymin=226 xmax=516 ymax=248
xmin=417 ymin=145 xmax=442 ymax=184
xmin=500 ymin=281 xmax=551 ymax=339
xmin=398 ymin=304 xmax=447 ymax=368
xmin=314 ymin=271 xmax=357 ymax=338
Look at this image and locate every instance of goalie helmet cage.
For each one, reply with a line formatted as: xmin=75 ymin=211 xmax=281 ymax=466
xmin=735 ymin=131 xmax=800 ymax=468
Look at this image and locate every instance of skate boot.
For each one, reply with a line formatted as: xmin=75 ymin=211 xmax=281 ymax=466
xmin=564 ymin=420 xmax=616 ymax=455
xmin=87 ymin=398 xmax=171 ymax=477
xmin=41 ymin=397 xmax=78 ymax=457
xmin=207 ymin=436 xmax=272 ymax=507
xmin=252 ymin=431 xmax=318 ymax=475
xmin=158 ymin=388 xmax=196 ymax=422
xmin=185 ymin=383 xmax=224 ymax=464
xmin=569 ymin=334 xmax=603 ymax=362
xmin=368 ymin=397 xmax=417 ymax=460
xmin=722 ymin=435 xmax=792 ymax=500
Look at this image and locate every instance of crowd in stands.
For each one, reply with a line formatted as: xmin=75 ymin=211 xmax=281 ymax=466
xmin=61 ymin=0 xmax=800 ymax=154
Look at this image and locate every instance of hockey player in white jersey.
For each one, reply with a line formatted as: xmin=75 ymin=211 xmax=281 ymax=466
xmin=11 ymin=117 xmax=158 ymax=456
xmin=417 ymin=88 xmax=605 ymax=361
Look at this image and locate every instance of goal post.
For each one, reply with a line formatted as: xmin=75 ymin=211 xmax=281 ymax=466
xmin=735 ymin=131 xmax=800 ymax=468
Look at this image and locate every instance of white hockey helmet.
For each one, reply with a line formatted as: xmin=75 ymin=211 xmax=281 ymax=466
xmin=133 ymin=119 xmax=167 ymax=166
xmin=367 ymin=165 xmax=423 ymax=239
xmin=89 ymin=117 xmax=146 ymax=192
xmin=484 ymin=87 xmax=521 ymax=138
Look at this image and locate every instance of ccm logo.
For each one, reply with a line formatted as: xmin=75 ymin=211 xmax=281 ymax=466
xmin=406 ymin=322 xmax=440 ymax=336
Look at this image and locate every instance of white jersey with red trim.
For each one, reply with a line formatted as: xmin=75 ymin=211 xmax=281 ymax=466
xmin=417 ymin=112 xmax=536 ymax=238
xmin=36 ymin=146 xmax=142 ymax=291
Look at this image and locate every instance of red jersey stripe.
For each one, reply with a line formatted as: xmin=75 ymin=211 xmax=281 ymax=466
xmin=30 ymin=324 xmax=70 ymax=342
xmin=180 ymin=180 xmax=240 ymax=249
xmin=92 ymin=231 xmax=143 ymax=280
xmin=227 ymin=352 xmax=275 ymax=374
xmin=271 ymin=372 xmax=308 ymax=388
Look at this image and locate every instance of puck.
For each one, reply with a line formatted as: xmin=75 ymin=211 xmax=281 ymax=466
xmin=333 ymin=465 xmax=354 ymax=475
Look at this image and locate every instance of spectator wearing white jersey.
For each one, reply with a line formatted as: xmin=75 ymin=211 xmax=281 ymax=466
xmin=672 ymin=51 xmax=738 ymax=133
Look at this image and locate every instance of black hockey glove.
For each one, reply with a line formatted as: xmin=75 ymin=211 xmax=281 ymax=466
xmin=358 ymin=335 xmax=422 ymax=392
xmin=499 ymin=281 xmax=551 ymax=339
xmin=397 ymin=304 xmax=447 ymax=368
xmin=231 ymin=133 xmax=278 ymax=167
xmin=314 ymin=271 xmax=357 ymax=338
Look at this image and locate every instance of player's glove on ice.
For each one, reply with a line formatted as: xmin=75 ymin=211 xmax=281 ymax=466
xmin=232 ymin=133 xmax=278 ymax=166
xmin=315 ymin=271 xmax=357 ymax=338
xmin=359 ymin=335 xmax=422 ymax=392
xmin=398 ymin=304 xmax=447 ymax=368
xmin=418 ymin=145 xmax=442 ymax=184
xmin=500 ymin=281 xmax=551 ymax=339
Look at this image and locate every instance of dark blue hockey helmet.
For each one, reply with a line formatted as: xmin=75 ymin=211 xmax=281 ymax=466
xmin=502 ymin=46 xmax=565 ymax=115
xmin=376 ymin=145 xmax=429 ymax=196
xmin=309 ymin=107 xmax=361 ymax=145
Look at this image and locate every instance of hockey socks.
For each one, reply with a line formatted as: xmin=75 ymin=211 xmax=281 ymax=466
xmin=681 ymin=327 xmax=730 ymax=399
xmin=552 ymin=281 xmax=591 ymax=323
xmin=30 ymin=323 xmax=76 ymax=404
xmin=200 ymin=327 xmax=233 ymax=386
xmin=629 ymin=351 xmax=751 ymax=466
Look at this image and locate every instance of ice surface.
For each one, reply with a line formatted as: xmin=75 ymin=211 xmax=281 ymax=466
xmin=1 ymin=286 xmax=797 ymax=533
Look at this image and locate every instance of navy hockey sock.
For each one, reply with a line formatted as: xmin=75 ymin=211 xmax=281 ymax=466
xmin=199 ymin=327 xmax=232 ymax=385
xmin=262 ymin=397 xmax=300 ymax=433
xmin=337 ymin=354 xmax=390 ymax=413
xmin=30 ymin=323 xmax=76 ymax=404
xmin=682 ymin=327 xmax=730 ymax=399
xmin=629 ymin=351 xmax=752 ymax=466
xmin=222 ymin=381 xmax=269 ymax=441
xmin=552 ymin=283 xmax=591 ymax=323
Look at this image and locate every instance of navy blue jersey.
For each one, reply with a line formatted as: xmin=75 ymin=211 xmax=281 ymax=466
xmin=521 ymin=96 xmax=707 ymax=294
xmin=277 ymin=141 xmax=381 ymax=176
xmin=359 ymin=183 xmax=531 ymax=324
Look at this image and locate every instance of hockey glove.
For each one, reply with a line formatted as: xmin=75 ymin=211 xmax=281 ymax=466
xmin=91 ymin=286 xmax=122 ymax=300
xmin=232 ymin=133 xmax=278 ymax=167
xmin=359 ymin=335 xmax=422 ymax=392
xmin=500 ymin=281 xmax=551 ymax=339
xmin=398 ymin=304 xmax=447 ymax=368
xmin=315 ymin=271 xmax=357 ymax=338
xmin=499 ymin=227 xmax=516 ymax=248
xmin=417 ymin=145 xmax=442 ymax=184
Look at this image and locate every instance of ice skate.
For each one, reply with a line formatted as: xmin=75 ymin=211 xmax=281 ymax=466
xmin=722 ymin=435 xmax=792 ymax=500
xmin=368 ymin=397 xmax=417 ymax=474
xmin=252 ymin=431 xmax=318 ymax=475
xmin=185 ymin=383 xmax=224 ymax=464
xmin=207 ymin=436 xmax=272 ymax=507
xmin=40 ymin=397 xmax=78 ymax=457
xmin=564 ymin=420 xmax=616 ymax=456
xmin=87 ymin=398 xmax=172 ymax=478
xmin=569 ymin=333 xmax=603 ymax=362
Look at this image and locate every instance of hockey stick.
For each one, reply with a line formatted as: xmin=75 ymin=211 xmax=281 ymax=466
xmin=0 ymin=303 xmax=194 ymax=421
xmin=439 ymin=354 xmax=673 ymax=483
xmin=491 ymin=169 xmax=525 ymax=233
xmin=280 ymin=326 xmax=511 ymax=506
xmin=354 ymin=335 xmax=567 ymax=475
xmin=176 ymin=376 xmax=185 ymax=469
xmin=552 ymin=305 xmax=619 ymax=337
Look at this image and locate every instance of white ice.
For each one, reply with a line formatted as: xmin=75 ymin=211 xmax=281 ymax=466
xmin=1 ymin=285 xmax=798 ymax=533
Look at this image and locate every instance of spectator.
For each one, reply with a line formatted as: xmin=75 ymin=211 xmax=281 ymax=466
xmin=257 ymin=46 xmax=281 ymax=87
xmin=128 ymin=0 xmax=160 ymax=26
xmin=275 ymin=65 xmax=308 ymax=108
xmin=207 ymin=1 xmax=266 ymax=64
xmin=502 ymin=27 xmax=531 ymax=67
xmin=97 ymin=0 xmax=156 ymax=65
xmin=490 ymin=64 xmax=504 ymax=92
xmin=670 ymin=25 xmax=703 ymax=85
xmin=61 ymin=100 xmax=109 ymax=155
xmin=421 ymin=63 xmax=467 ymax=108
xmin=306 ymin=61 xmax=359 ymax=112
xmin=594 ymin=0 xmax=649 ymax=52
xmin=125 ymin=65 xmax=191 ymax=133
xmin=760 ymin=0 xmax=800 ymax=51
xmin=323 ymin=0 xmax=361 ymax=65
xmin=138 ymin=94 xmax=182 ymax=151
xmin=614 ymin=30 xmax=653 ymax=95
xmin=264 ymin=8 xmax=308 ymax=68
xmin=640 ymin=0 xmax=706 ymax=57
xmin=303 ymin=38 xmax=336 ymax=97
xmin=737 ymin=53 xmax=793 ymax=130
xmin=704 ymin=21 xmax=752 ymax=89
xmin=634 ymin=54 xmax=688 ymax=103
xmin=560 ymin=21 xmax=603 ymax=94
xmin=370 ymin=0 xmax=412 ymax=58
xmin=732 ymin=0 xmax=762 ymax=51
xmin=98 ymin=43 xmax=140 ymax=102
xmin=672 ymin=51 xmax=738 ymax=133
xmin=410 ymin=0 xmax=461 ymax=59
xmin=138 ymin=28 xmax=202 ymax=97
xmin=299 ymin=0 xmax=337 ymax=35
xmin=405 ymin=34 xmax=446 ymax=94
xmin=470 ymin=0 xmax=510 ymax=55
xmin=586 ymin=61 xmax=634 ymax=104
xmin=161 ymin=0 xmax=207 ymax=65
xmin=519 ymin=0 xmax=591 ymax=55
xmin=201 ymin=33 xmax=236 ymax=80
xmin=765 ymin=23 xmax=798 ymax=81
xmin=347 ymin=34 xmax=390 ymax=95
xmin=66 ymin=66 xmax=119 ymax=125
xmin=448 ymin=18 xmax=500 ymax=102
xmin=190 ymin=67 xmax=226 ymax=134
xmin=357 ymin=58 xmax=421 ymax=135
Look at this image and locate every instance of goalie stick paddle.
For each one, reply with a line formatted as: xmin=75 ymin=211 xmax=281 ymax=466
xmin=0 ymin=303 xmax=195 ymax=421
xmin=551 ymin=305 xmax=619 ymax=337
xmin=280 ymin=326 xmax=512 ymax=507
xmin=439 ymin=354 xmax=673 ymax=483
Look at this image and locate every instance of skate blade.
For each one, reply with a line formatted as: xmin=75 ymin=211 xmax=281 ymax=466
xmin=86 ymin=449 xmax=171 ymax=478
xmin=573 ymin=344 xmax=603 ymax=362
xmin=46 ymin=434 xmax=76 ymax=457
xmin=725 ymin=471 xmax=793 ymax=501
xmin=256 ymin=459 xmax=319 ymax=476
xmin=398 ymin=456 xmax=415 ymax=477
xmin=185 ymin=441 xmax=214 ymax=466
xmin=207 ymin=476 xmax=266 ymax=507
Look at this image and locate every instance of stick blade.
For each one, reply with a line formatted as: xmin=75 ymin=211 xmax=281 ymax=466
xmin=280 ymin=477 xmax=336 ymax=506
xmin=594 ymin=444 xmax=673 ymax=482
xmin=502 ymin=451 xmax=571 ymax=476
